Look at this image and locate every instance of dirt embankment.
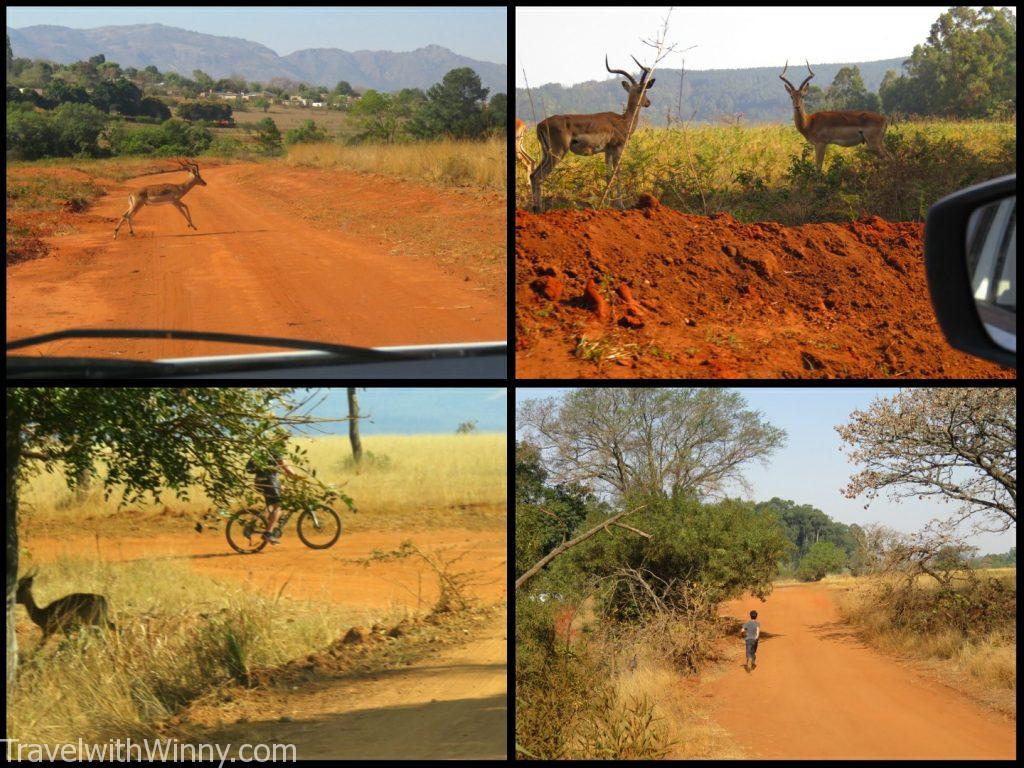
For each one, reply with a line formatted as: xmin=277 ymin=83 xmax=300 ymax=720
xmin=7 ymin=164 xmax=505 ymax=359
xmin=700 ymin=584 xmax=1015 ymax=759
xmin=516 ymin=203 xmax=1013 ymax=379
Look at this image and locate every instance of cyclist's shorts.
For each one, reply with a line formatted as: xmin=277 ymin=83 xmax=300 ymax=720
xmin=256 ymin=480 xmax=281 ymax=506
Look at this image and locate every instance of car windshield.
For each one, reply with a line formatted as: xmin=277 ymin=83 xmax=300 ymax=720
xmin=6 ymin=8 xmax=507 ymax=367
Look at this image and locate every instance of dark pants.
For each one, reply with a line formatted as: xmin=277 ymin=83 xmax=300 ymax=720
xmin=745 ymin=638 xmax=759 ymax=664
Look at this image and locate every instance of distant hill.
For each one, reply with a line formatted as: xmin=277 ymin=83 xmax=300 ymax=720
xmin=517 ymin=58 xmax=906 ymax=125
xmin=7 ymin=23 xmax=507 ymax=94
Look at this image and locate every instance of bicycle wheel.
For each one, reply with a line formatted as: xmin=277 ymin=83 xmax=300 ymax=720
xmin=296 ymin=505 xmax=342 ymax=549
xmin=226 ymin=509 xmax=269 ymax=554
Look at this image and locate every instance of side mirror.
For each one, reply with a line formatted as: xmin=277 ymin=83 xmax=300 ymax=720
xmin=924 ymin=175 xmax=1016 ymax=368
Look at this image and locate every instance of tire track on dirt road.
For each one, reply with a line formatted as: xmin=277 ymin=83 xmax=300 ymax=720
xmin=7 ymin=164 xmax=505 ymax=359
xmin=702 ymin=583 xmax=1015 ymax=759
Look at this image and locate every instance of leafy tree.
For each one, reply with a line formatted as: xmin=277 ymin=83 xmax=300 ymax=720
xmin=838 ymin=388 xmax=1016 ymax=532
xmin=898 ymin=6 xmax=1017 ymax=117
xmin=43 ymin=79 xmax=89 ymax=107
xmin=411 ymin=67 xmax=489 ymax=139
xmin=518 ymin=388 xmax=786 ymax=502
xmin=138 ymin=96 xmax=171 ymax=121
xmin=333 ymin=80 xmax=356 ymax=97
xmin=825 ymin=66 xmax=880 ymax=111
xmin=6 ymin=104 xmax=58 ymax=159
xmin=6 ymin=33 xmax=12 ymax=77
xmin=176 ymin=101 xmax=232 ymax=121
xmin=455 ymin=420 xmax=478 ymax=435
xmin=6 ymin=387 xmax=345 ymax=685
xmin=254 ymin=116 xmax=283 ymax=155
xmin=485 ymin=92 xmax=507 ymax=133
xmin=52 ymin=102 xmax=108 ymax=155
xmin=90 ymin=78 xmax=143 ymax=115
xmin=796 ymin=541 xmax=845 ymax=581
xmin=573 ymin=494 xmax=791 ymax=617
xmin=192 ymin=69 xmax=214 ymax=91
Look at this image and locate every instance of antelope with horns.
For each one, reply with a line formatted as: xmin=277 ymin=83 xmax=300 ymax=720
xmin=114 ymin=158 xmax=207 ymax=238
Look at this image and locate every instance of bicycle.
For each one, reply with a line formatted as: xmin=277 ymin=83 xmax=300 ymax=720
xmin=225 ymin=491 xmax=344 ymax=554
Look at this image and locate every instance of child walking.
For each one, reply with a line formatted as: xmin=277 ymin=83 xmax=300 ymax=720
xmin=741 ymin=609 xmax=760 ymax=672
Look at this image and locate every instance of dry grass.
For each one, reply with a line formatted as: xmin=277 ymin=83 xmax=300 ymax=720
xmin=609 ymin=640 xmax=746 ymax=759
xmin=832 ymin=569 xmax=1016 ymax=712
xmin=19 ymin=434 xmax=506 ymax=532
xmin=6 ymin=556 xmax=402 ymax=746
xmin=286 ymin=137 xmax=506 ymax=192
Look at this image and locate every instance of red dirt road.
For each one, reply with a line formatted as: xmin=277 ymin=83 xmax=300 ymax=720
xmin=516 ymin=205 xmax=1013 ymax=379
xmin=7 ymin=164 xmax=505 ymax=359
xmin=704 ymin=584 xmax=1015 ymax=759
xmin=23 ymin=526 xmax=507 ymax=612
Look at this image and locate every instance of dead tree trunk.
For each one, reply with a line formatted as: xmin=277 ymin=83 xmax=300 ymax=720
xmin=347 ymin=388 xmax=363 ymax=465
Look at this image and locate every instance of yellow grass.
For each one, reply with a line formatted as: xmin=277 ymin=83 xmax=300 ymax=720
xmin=19 ymin=433 xmax=506 ymax=531
xmin=286 ymin=137 xmax=507 ymax=191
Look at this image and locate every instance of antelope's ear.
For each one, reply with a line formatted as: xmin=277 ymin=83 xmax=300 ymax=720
xmin=622 ymin=80 xmax=630 ymax=91
xmin=646 ymin=78 xmax=656 ymax=88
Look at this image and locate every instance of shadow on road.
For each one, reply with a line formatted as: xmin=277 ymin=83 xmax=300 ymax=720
xmin=808 ymin=621 xmax=863 ymax=644
xmin=192 ymin=692 xmax=507 ymax=759
xmin=158 ymin=229 xmax=272 ymax=238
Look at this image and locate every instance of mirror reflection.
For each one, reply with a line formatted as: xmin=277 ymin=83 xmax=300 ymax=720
xmin=966 ymin=196 xmax=1016 ymax=353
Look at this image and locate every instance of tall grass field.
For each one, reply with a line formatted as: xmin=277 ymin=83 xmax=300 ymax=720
xmin=516 ymin=119 xmax=1015 ymax=223
xmin=20 ymin=433 xmax=506 ymax=530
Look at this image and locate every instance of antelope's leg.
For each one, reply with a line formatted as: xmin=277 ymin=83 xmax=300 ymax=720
xmin=173 ymin=200 xmax=197 ymax=230
xmin=114 ymin=195 xmax=140 ymax=238
xmin=814 ymin=144 xmax=826 ymax=172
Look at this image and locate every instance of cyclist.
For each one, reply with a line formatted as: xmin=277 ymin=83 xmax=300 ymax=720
xmin=246 ymin=439 xmax=299 ymax=545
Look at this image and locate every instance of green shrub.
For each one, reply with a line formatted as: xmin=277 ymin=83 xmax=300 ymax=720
xmin=796 ymin=541 xmax=846 ymax=581
xmin=285 ymin=119 xmax=329 ymax=146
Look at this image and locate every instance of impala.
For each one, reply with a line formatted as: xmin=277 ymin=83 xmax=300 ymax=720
xmin=530 ymin=55 xmax=655 ymax=212
xmin=780 ymin=60 xmax=887 ymax=172
xmin=512 ymin=117 xmax=536 ymax=176
xmin=114 ymin=158 xmax=207 ymax=239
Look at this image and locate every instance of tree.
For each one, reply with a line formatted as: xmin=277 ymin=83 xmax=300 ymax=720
xmin=837 ymin=388 xmax=1015 ymax=532
xmin=52 ymin=102 xmax=108 ymax=155
xmin=346 ymin=388 xmax=362 ymax=465
xmin=899 ymin=7 xmax=1016 ymax=117
xmin=412 ymin=67 xmax=489 ymax=139
xmin=484 ymin=92 xmax=507 ymax=134
xmin=6 ymin=33 xmax=12 ymax=77
xmin=455 ymin=420 xmax=478 ymax=435
xmin=192 ymin=69 xmax=214 ymax=91
xmin=333 ymin=80 xmax=355 ymax=97
xmin=254 ymin=116 xmax=283 ymax=155
xmin=90 ymin=78 xmax=143 ymax=115
xmin=138 ymin=96 xmax=172 ymax=121
xmin=796 ymin=541 xmax=845 ymax=581
xmin=6 ymin=387 xmax=342 ymax=685
xmin=43 ymin=79 xmax=90 ymax=107
xmin=518 ymin=388 xmax=786 ymax=501
xmin=825 ymin=65 xmax=880 ymax=111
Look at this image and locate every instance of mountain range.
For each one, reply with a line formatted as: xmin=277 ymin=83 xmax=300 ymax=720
xmin=7 ymin=23 xmax=507 ymax=94
xmin=517 ymin=58 xmax=907 ymax=125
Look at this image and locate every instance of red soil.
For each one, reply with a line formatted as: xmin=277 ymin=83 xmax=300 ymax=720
xmin=515 ymin=206 xmax=1013 ymax=379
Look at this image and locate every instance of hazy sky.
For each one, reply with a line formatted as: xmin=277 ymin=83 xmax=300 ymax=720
xmin=517 ymin=6 xmax=962 ymax=87
xmin=516 ymin=388 xmax=1015 ymax=554
xmin=6 ymin=6 xmax=507 ymax=63
xmin=296 ymin=387 xmax=506 ymax=435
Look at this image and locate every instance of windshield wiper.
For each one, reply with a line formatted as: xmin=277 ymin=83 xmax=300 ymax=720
xmin=7 ymin=328 xmax=505 ymax=379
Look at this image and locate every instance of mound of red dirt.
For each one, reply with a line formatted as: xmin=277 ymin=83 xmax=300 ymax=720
xmin=515 ymin=207 xmax=1013 ymax=379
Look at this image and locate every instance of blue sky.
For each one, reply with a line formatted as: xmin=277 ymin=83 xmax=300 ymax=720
xmin=516 ymin=388 xmax=1015 ymax=554
xmin=7 ymin=7 xmax=507 ymax=63
xmin=295 ymin=387 xmax=505 ymax=435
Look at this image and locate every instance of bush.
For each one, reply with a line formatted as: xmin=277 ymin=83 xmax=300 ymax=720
xmin=254 ymin=117 xmax=283 ymax=156
xmin=7 ymin=102 xmax=108 ymax=159
xmin=7 ymin=104 xmax=59 ymax=160
xmin=107 ymin=118 xmax=212 ymax=156
xmin=796 ymin=541 xmax=846 ymax=581
xmin=284 ymin=119 xmax=328 ymax=146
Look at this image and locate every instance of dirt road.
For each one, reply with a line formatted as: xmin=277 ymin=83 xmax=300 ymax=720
xmin=7 ymin=164 xmax=505 ymax=359
xmin=704 ymin=583 xmax=1015 ymax=759
xmin=25 ymin=526 xmax=507 ymax=611
xmin=193 ymin=613 xmax=507 ymax=759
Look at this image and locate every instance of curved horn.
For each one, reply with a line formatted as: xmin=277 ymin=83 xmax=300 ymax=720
xmin=779 ymin=60 xmax=797 ymax=89
xmin=798 ymin=60 xmax=815 ymax=91
xmin=631 ymin=54 xmax=652 ymax=83
xmin=606 ymin=55 xmax=636 ymax=85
